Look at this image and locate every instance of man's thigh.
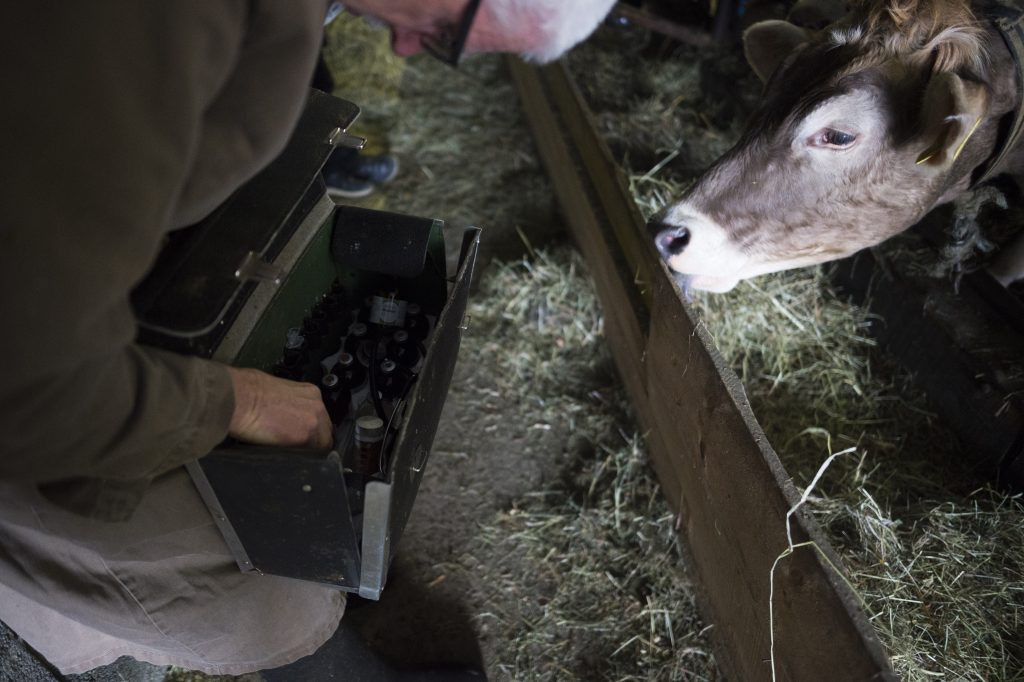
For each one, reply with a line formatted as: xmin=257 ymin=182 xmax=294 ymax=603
xmin=0 ymin=469 xmax=345 ymax=676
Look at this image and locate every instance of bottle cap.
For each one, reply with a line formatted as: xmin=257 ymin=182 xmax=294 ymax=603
xmin=355 ymin=416 xmax=385 ymax=443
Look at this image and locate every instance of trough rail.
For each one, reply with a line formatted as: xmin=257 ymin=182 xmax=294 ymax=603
xmin=509 ymin=58 xmax=897 ymax=681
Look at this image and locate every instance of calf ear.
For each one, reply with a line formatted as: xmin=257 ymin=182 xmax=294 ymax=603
xmin=787 ymin=0 xmax=848 ymax=30
xmin=743 ymin=20 xmax=809 ymax=83
xmin=915 ymin=72 xmax=988 ymax=170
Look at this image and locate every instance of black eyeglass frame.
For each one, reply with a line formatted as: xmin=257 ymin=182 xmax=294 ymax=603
xmin=422 ymin=0 xmax=483 ymax=67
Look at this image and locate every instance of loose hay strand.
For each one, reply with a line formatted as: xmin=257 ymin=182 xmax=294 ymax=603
xmin=770 ymin=446 xmax=856 ymax=682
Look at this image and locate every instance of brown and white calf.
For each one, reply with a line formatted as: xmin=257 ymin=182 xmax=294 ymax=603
xmin=651 ymin=0 xmax=1024 ymax=292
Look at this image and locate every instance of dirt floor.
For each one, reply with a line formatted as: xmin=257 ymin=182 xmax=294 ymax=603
xmin=309 ymin=21 xmax=718 ymax=680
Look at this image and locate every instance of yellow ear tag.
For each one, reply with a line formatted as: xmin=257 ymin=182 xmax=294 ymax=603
xmin=951 ymin=116 xmax=983 ymax=162
xmin=918 ymin=116 xmax=982 ymax=165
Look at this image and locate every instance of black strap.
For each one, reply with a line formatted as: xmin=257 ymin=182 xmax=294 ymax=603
xmin=974 ymin=0 xmax=1024 ymax=186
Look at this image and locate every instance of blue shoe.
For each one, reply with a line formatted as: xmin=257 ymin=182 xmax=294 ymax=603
xmin=351 ymin=153 xmax=400 ymax=185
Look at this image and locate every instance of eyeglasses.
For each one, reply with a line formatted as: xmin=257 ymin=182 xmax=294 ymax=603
xmin=422 ymin=0 xmax=482 ymax=67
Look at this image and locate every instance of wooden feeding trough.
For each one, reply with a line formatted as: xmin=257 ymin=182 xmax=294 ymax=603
xmin=507 ymin=29 xmax=1024 ymax=671
xmin=509 ymin=59 xmax=897 ymax=682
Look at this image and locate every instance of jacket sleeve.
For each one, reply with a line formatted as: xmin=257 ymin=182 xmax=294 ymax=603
xmin=0 ymin=2 xmax=323 ymax=488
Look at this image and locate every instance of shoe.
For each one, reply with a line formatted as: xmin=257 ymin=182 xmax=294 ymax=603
xmin=324 ymin=172 xmax=376 ymax=200
xmin=350 ymin=153 xmax=400 ymax=185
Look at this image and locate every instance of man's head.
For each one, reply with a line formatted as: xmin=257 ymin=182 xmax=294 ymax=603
xmin=343 ymin=0 xmax=617 ymax=64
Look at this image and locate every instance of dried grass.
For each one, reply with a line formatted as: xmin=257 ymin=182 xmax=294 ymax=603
xmin=566 ymin=25 xmax=1024 ymax=681
xmin=322 ymin=14 xmax=405 ymax=136
xmin=693 ymin=270 xmax=1024 ymax=681
xmin=465 ymin=248 xmax=718 ymax=682
xmin=320 ymin=25 xmax=718 ymax=682
xmin=384 ymin=55 xmax=554 ymax=252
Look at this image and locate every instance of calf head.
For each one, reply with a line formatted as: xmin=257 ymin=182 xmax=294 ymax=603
xmin=652 ymin=0 xmax=1007 ymax=292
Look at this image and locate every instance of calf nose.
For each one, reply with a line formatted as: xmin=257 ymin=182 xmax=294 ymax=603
xmin=652 ymin=222 xmax=691 ymax=259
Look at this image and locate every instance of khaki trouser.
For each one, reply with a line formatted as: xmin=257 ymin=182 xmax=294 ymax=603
xmin=0 ymin=469 xmax=345 ymax=675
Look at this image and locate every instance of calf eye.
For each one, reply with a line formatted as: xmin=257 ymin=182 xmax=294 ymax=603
xmin=812 ymin=128 xmax=858 ymax=149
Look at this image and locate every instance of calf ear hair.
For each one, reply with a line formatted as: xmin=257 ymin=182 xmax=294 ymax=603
xmin=743 ymin=20 xmax=809 ymax=83
xmin=915 ymin=72 xmax=988 ymax=170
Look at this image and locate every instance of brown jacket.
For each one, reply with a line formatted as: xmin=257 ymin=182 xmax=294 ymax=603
xmin=0 ymin=1 xmax=328 ymax=519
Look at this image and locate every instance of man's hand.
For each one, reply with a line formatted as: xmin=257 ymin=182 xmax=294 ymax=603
xmin=226 ymin=367 xmax=333 ymax=449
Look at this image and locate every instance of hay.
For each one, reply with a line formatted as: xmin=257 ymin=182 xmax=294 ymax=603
xmin=383 ymin=55 xmax=554 ymax=247
xmin=324 ymin=26 xmax=718 ymax=681
xmin=322 ymin=14 xmax=406 ymax=139
xmin=165 ymin=670 xmax=260 ymax=682
xmin=694 ymin=270 xmax=1024 ymax=680
xmin=566 ymin=24 xmax=1024 ymax=681
xmin=465 ymin=248 xmax=718 ymax=682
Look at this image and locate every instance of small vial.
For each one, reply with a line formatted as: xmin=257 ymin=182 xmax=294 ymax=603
xmin=301 ymin=316 xmax=326 ymax=354
xmin=321 ymin=372 xmax=339 ymax=392
xmin=320 ymin=373 xmax=349 ymax=423
xmin=333 ymin=351 xmax=366 ymax=389
xmin=344 ymin=322 xmax=368 ymax=355
xmin=388 ymin=329 xmax=420 ymax=368
xmin=404 ymin=303 xmax=430 ymax=342
xmin=377 ymin=359 xmax=403 ymax=401
xmin=353 ymin=415 xmax=385 ymax=475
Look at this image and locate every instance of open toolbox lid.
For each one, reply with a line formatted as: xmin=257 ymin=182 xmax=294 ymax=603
xmin=132 ymin=89 xmax=361 ymax=355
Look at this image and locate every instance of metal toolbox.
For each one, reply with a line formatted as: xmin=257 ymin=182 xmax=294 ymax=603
xmin=132 ymin=90 xmax=479 ymax=599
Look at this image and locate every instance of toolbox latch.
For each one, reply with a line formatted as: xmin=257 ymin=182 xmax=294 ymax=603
xmin=235 ymin=251 xmax=285 ymax=285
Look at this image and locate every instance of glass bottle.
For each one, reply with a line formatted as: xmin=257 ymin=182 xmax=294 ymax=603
xmin=353 ymin=415 xmax=385 ymax=475
xmin=404 ymin=302 xmax=430 ymax=342
xmin=388 ymin=329 xmax=420 ymax=368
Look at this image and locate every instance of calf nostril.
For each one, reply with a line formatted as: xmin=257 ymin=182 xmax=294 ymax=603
xmin=655 ymin=226 xmax=691 ymax=257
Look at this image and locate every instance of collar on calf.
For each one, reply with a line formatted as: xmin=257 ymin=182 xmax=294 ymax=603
xmin=972 ymin=0 xmax=1024 ymax=187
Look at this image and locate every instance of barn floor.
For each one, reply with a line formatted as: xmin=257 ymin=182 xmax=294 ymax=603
xmin=282 ymin=23 xmax=719 ymax=680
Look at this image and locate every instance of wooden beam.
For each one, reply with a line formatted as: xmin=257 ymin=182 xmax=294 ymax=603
xmin=609 ymin=2 xmax=715 ymax=48
xmin=509 ymin=57 xmax=896 ymax=682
